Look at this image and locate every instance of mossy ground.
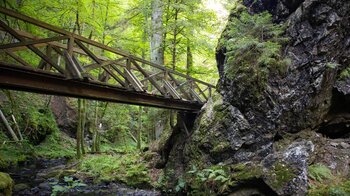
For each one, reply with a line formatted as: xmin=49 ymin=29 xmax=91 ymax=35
xmin=0 ymin=130 xmax=75 ymax=169
xmin=79 ymin=153 xmax=152 ymax=188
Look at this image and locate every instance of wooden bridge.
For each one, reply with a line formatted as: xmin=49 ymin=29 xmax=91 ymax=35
xmin=0 ymin=7 xmax=215 ymax=111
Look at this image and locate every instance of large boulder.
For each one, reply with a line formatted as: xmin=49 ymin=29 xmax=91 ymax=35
xmin=160 ymin=0 xmax=350 ymax=195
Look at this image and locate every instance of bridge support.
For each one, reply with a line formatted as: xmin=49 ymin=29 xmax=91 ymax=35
xmin=155 ymin=111 xmax=197 ymax=168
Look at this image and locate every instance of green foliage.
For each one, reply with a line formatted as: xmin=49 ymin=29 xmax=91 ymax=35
xmin=222 ymin=10 xmax=288 ymax=93
xmin=308 ymin=180 xmax=350 ymax=196
xmin=0 ymin=131 xmax=34 ymax=169
xmin=308 ymin=164 xmax=333 ymax=182
xmin=34 ymin=130 xmax=75 ymax=159
xmin=24 ymin=107 xmax=59 ymax=144
xmin=326 ymin=63 xmax=339 ymax=69
xmin=186 ymin=164 xmax=232 ymax=195
xmin=269 ymin=162 xmax=295 ymax=189
xmin=79 ymin=154 xmax=151 ymax=188
xmin=339 ymin=66 xmax=350 ymax=80
xmin=50 ymin=176 xmax=87 ymax=196
xmin=308 ymin=163 xmax=350 ymax=196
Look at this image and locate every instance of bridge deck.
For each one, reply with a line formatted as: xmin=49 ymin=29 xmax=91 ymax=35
xmin=0 ymin=7 xmax=215 ymax=111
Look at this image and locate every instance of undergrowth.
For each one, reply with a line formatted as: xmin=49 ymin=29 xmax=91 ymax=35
xmin=308 ymin=164 xmax=350 ymax=196
xmin=79 ymin=153 xmax=151 ymax=188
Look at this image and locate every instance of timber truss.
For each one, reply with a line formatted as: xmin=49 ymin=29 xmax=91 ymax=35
xmin=0 ymin=7 xmax=215 ymax=111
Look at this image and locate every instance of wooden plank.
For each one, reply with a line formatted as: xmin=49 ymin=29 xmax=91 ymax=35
xmin=0 ymin=20 xmax=65 ymax=74
xmin=84 ymin=57 xmax=127 ymax=72
xmin=75 ymin=39 xmax=102 ymax=64
xmin=104 ymin=66 xmax=126 ymax=87
xmin=193 ymin=82 xmax=208 ymax=101
xmin=4 ymin=50 xmax=31 ymax=67
xmin=130 ymin=59 xmax=166 ymax=95
xmin=0 ymin=35 xmax=69 ymax=49
xmin=164 ymin=80 xmax=181 ymax=99
xmin=63 ymin=51 xmax=82 ymax=79
xmin=0 ymin=63 xmax=203 ymax=111
xmin=168 ymin=73 xmax=191 ymax=100
xmin=123 ymin=68 xmax=144 ymax=92
xmin=140 ymin=71 xmax=164 ymax=83
xmin=0 ymin=7 xmax=215 ymax=88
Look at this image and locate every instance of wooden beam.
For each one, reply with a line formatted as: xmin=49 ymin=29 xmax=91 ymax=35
xmin=4 ymin=50 xmax=31 ymax=67
xmin=0 ymin=20 xmax=65 ymax=74
xmin=0 ymin=35 xmax=69 ymax=49
xmin=84 ymin=57 xmax=127 ymax=72
xmin=0 ymin=8 xmax=215 ymax=88
xmin=0 ymin=63 xmax=203 ymax=111
xmin=130 ymin=59 xmax=166 ymax=95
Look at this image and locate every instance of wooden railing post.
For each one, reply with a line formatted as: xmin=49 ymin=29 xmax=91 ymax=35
xmin=125 ymin=57 xmax=131 ymax=89
xmin=66 ymin=36 xmax=74 ymax=77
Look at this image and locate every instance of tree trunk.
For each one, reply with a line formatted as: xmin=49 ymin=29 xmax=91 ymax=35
xmin=11 ymin=115 xmax=23 ymax=141
xmin=91 ymin=101 xmax=99 ymax=153
xmin=186 ymin=38 xmax=193 ymax=76
xmin=150 ymin=0 xmax=164 ymax=65
xmin=172 ymin=4 xmax=179 ymax=71
xmin=80 ymin=99 xmax=86 ymax=155
xmin=137 ymin=106 xmax=142 ymax=150
xmin=76 ymin=99 xmax=82 ymax=159
xmin=0 ymin=109 xmax=19 ymax=141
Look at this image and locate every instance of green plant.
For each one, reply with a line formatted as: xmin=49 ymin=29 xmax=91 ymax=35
xmin=222 ymin=10 xmax=288 ymax=96
xmin=50 ymin=176 xmax=87 ymax=196
xmin=186 ymin=165 xmax=231 ymax=195
xmin=308 ymin=164 xmax=333 ymax=182
xmin=79 ymin=154 xmax=151 ymax=188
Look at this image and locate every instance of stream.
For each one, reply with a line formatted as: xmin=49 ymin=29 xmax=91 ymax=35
xmin=6 ymin=158 xmax=161 ymax=196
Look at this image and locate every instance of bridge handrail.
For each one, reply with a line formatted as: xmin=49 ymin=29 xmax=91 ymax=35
xmin=0 ymin=7 xmax=215 ymax=89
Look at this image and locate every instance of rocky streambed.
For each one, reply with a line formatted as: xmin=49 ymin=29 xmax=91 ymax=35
xmin=5 ymin=158 xmax=160 ymax=196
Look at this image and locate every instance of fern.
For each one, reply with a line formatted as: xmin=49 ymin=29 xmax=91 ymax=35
xmin=222 ymin=10 xmax=288 ymax=94
xmin=308 ymin=164 xmax=333 ymax=182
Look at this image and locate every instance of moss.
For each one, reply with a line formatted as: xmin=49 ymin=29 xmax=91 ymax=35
xmin=268 ymin=162 xmax=295 ymax=189
xmin=33 ymin=130 xmax=75 ymax=159
xmin=0 ymin=172 xmax=14 ymax=196
xmin=211 ymin=141 xmax=231 ymax=154
xmin=230 ymin=163 xmax=263 ymax=182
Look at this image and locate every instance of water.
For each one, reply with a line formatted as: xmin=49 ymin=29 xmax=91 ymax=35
xmin=6 ymin=158 xmax=160 ymax=196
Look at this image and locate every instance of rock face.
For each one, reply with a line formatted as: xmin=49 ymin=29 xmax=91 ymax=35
xmin=159 ymin=0 xmax=350 ymax=195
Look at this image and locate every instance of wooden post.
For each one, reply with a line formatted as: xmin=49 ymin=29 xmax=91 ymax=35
xmin=0 ymin=109 xmax=19 ymax=141
xmin=66 ymin=36 xmax=74 ymax=78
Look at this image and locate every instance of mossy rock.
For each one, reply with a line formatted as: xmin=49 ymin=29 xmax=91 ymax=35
xmin=0 ymin=172 xmax=14 ymax=196
xmin=230 ymin=163 xmax=263 ymax=182
xmin=267 ymin=161 xmax=296 ymax=190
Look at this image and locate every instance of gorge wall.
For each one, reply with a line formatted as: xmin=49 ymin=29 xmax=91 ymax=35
xmin=157 ymin=0 xmax=350 ymax=195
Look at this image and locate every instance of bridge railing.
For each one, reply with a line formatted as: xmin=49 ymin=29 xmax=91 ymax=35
xmin=0 ymin=7 xmax=215 ymax=103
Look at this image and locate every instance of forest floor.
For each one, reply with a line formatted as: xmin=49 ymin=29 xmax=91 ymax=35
xmin=0 ymin=130 xmax=161 ymax=195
